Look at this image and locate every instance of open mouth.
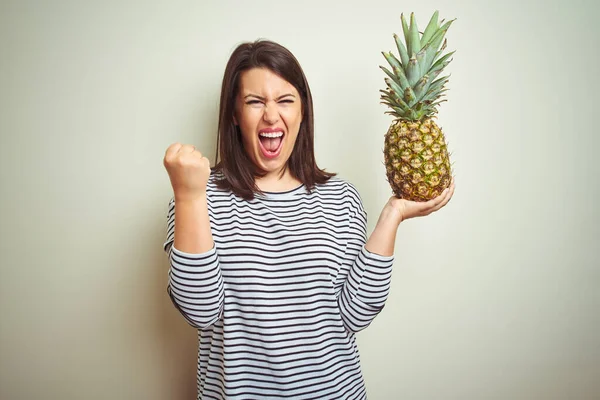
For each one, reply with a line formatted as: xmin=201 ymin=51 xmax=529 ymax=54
xmin=258 ymin=131 xmax=285 ymax=159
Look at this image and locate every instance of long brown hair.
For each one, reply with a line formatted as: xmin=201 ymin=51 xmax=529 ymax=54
xmin=213 ymin=39 xmax=335 ymax=200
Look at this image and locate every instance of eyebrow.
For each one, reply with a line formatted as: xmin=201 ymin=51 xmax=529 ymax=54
xmin=244 ymin=93 xmax=296 ymax=101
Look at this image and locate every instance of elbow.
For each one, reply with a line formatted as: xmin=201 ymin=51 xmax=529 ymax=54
xmin=343 ymin=307 xmax=386 ymax=333
xmin=167 ymin=286 xmax=224 ymax=329
xmin=342 ymin=316 xmax=375 ymax=334
xmin=339 ymin=293 xmax=387 ymax=333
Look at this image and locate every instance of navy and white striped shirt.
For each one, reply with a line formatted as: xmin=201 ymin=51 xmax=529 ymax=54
xmin=163 ymin=173 xmax=394 ymax=399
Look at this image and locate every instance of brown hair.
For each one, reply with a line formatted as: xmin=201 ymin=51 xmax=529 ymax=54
xmin=213 ymin=39 xmax=335 ymax=200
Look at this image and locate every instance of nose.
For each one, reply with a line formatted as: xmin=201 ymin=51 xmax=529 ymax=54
xmin=263 ymin=102 xmax=279 ymax=124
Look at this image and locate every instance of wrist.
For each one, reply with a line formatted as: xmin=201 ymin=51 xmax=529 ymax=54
xmin=379 ymin=203 xmax=403 ymax=227
xmin=174 ymin=191 xmax=207 ymax=204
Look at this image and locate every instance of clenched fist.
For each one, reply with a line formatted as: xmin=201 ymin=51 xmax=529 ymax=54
xmin=163 ymin=143 xmax=211 ymax=202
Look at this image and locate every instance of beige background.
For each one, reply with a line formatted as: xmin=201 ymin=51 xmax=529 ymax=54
xmin=1 ymin=0 xmax=599 ymax=399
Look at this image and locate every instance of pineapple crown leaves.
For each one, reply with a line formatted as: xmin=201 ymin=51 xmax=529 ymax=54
xmin=380 ymin=11 xmax=456 ymax=121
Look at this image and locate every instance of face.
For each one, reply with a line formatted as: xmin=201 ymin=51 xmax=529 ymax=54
xmin=234 ymin=67 xmax=303 ymax=176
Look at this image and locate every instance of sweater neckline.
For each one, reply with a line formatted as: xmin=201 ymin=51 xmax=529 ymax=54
xmin=258 ymin=183 xmax=307 ymax=200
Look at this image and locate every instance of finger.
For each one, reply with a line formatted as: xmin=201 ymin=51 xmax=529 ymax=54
xmin=429 ymin=191 xmax=450 ymax=213
xmin=431 ymin=179 xmax=455 ymax=206
xmin=446 ymin=178 xmax=456 ymax=201
xmin=179 ymin=144 xmax=196 ymax=154
xmin=200 ymin=156 xmax=211 ymax=168
xmin=430 ymin=182 xmax=455 ymax=213
xmin=189 ymin=145 xmax=204 ymax=158
xmin=163 ymin=143 xmax=181 ymax=166
xmin=419 ymin=189 xmax=447 ymax=212
xmin=164 ymin=142 xmax=182 ymax=159
xmin=409 ymin=198 xmax=441 ymax=218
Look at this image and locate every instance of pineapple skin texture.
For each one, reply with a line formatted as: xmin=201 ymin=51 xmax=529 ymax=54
xmin=384 ymin=117 xmax=452 ymax=201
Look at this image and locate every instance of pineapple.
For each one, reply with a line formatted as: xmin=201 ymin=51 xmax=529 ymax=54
xmin=380 ymin=11 xmax=454 ymax=201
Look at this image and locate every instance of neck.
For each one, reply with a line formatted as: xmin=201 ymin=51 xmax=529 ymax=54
xmin=256 ymin=168 xmax=302 ymax=193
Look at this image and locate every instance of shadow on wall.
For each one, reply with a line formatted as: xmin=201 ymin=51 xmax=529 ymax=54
xmin=150 ymin=217 xmax=198 ymax=399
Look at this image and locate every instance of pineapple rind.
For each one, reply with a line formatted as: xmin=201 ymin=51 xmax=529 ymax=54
xmin=384 ymin=118 xmax=452 ymax=201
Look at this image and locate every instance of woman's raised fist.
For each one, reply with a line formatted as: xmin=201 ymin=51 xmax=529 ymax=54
xmin=163 ymin=143 xmax=211 ymax=201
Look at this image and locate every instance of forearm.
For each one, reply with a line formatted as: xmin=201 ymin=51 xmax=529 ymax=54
xmin=337 ymin=200 xmax=395 ymax=333
xmin=365 ymin=205 xmax=402 ymax=257
xmin=163 ymin=195 xmax=224 ymax=329
xmin=173 ymin=194 xmax=214 ymax=253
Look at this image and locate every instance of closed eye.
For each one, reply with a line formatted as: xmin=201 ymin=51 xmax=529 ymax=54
xmin=245 ymin=99 xmax=294 ymax=105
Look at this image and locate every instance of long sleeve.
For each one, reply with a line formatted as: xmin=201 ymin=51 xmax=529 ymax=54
xmin=336 ymin=186 xmax=394 ymax=333
xmin=163 ymin=198 xmax=224 ymax=329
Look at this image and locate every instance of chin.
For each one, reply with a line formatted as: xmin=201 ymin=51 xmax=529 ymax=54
xmin=254 ymin=152 xmax=288 ymax=173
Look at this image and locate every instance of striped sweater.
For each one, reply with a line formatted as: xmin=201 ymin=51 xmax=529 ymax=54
xmin=163 ymin=174 xmax=394 ymax=399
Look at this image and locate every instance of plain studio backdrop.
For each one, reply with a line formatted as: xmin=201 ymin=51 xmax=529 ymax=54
xmin=1 ymin=0 xmax=598 ymax=399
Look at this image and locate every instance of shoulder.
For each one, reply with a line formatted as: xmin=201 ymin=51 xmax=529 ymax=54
xmin=315 ymin=176 xmax=364 ymax=210
xmin=206 ymin=169 xmax=226 ymax=192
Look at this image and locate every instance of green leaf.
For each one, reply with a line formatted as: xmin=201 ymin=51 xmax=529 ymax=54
xmin=393 ymin=33 xmax=410 ymax=66
xmin=384 ymin=90 xmax=410 ymax=109
xmin=380 ymin=92 xmax=400 ymax=104
xmin=421 ymin=77 xmax=449 ymax=101
xmin=420 ymin=34 xmax=446 ymax=71
xmin=404 ymin=86 xmax=416 ymax=105
xmin=430 ymin=75 xmax=450 ymax=88
xmin=401 ymin=13 xmax=411 ymax=57
xmin=431 ymin=99 xmax=448 ymax=108
xmin=421 ymin=65 xmax=447 ymax=95
xmin=392 ymin=105 xmax=411 ymax=117
xmin=429 ymin=51 xmax=454 ymax=73
xmin=406 ymin=56 xmax=420 ymax=86
xmin=416 ymin=48 xmax=428 ymax=77
xmin=381 ymin=100 xmax=400 ymax=109
xmin=413 ymin=75 xmax=430 ymax=99
xmin=421 ymin=11 xmax=439 ymax=46
xmin=382 ymin=51 xmax=402 ymax=70
xmin=408 ymin=12 xmax=421 ymax=56
xmin=424 ymin=19 xmax=455 ymax=67
xmin=383 ymin=53 xmax=411 ymax=90
xmin=425 ymin=59 xmax=452 ymax=91
xmin=392 ymin=66 xmax=411 ymax=89
xmin=385 ymin=78 xmax=407 ymax=100
xmin=422 ymin=81 xmax=447 ymax=98
xmin=431 ymin=38 xmax=448 ymax=65
xmin=420 ymin=88 xmax=448 ymax=103
xmin=416 ymin=109 xmax=429 ymax=119
xmin=380 ymin=66 xmax=403 ymax=89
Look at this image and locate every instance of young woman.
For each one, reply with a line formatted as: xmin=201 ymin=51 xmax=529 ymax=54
xmin=163 ymin=40 xmax=454 ymax=399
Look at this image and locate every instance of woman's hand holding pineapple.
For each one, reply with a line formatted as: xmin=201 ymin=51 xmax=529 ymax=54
xmin=365 ymin=177 xmax=455 ymax=257
xmin=384 ymin=177 xmax=455 ymax=226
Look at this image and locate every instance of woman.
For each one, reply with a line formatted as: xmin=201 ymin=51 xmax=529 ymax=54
xmin=163 ymin=40 xmax=454 ymax=399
